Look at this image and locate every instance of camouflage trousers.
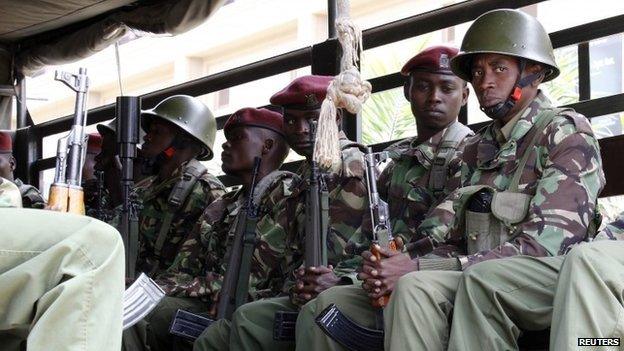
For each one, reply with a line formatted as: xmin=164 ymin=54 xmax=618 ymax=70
xmin=0 ymin=209 xmax=125 ymax=351
xmin=194 ymin=297 xmax=298 ymax=351
xmin=123 ymin=296 xmax=207 ymax=351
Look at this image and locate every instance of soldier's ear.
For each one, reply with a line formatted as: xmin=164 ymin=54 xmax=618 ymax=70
xmin=403 ymin=76 xmax=411 ymax=101
xmin=9 ymin=155 xmax=15 ymax=172
xmin=262 ymin=138 xmax=274 ymax=156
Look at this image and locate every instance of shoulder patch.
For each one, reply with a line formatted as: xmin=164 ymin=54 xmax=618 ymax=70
xmin=557 ymin=109 xmax=594 ymax=136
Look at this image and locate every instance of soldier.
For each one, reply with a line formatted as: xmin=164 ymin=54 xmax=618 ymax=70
xmin=0 ymin=130 xmax=46 ymax=208
xmin=196 ymin=75 xmax=372 ymax=351
xmin=379 ymin=9 xmax=604 ymax=351
xmin=0 ymin=177 xmax=125 ymax=351
xmin=121 ymin=95 xmax=226 ymax=349
xmin=143 ymin=107 xmax=294 ymax=351
xmin=295 ymin=46 xmax=473 ymax=351
xmin=447 ymin=213 xmax=624 ymax=351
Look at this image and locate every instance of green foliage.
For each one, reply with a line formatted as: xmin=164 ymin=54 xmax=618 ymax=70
xmin=361 ymin=35 xmax=434 ymax=144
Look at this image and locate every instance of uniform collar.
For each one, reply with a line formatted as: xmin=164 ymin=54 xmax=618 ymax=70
xmin=477 ymin=91 xmax=552 ymax=167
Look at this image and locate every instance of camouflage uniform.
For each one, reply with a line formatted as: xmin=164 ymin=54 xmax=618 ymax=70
xmin=13 ymin=178 xmax=46 ymax=209
xmin=195 ymin=133 xmax=372 ymax=351
xmin=133 ymin=163 xmax=225 ymax=277
xmin=0 ymin=178 xmax=124 ymax=351
xmin=294 ymin=126 xmax=470 ymax=351
xmin=122 ymin=162 xmax=225 ymax=351
xmin=378 ymin=125 xmax=467 ymax=243
xmin=155 ymin=171 xmax=298 ymax=303
xmin=83 ymin=177 xmax=115 ymax=222
xmin=383 ymin=92 xmax=605 ymax=351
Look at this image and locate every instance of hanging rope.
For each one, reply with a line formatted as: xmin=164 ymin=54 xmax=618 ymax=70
xmin=313 ymin=14 xmax=371 ymax=170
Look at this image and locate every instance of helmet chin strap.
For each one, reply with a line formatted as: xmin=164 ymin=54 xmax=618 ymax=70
xmin=480 ymin=60 xmax=544 ymax=120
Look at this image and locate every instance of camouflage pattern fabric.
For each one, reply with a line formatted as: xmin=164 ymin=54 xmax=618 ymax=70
xmin=83 ymin=178 xmax=115 ymax=222
xmin=154 ymin=172 xmax=296 ymax=313
xmin=378 ymin=126 xmax=467 ymax=243
xmin=133 ymin=161 xmax=225 ymax=278
xmin=282 ymin=132 xmax=371 ymax=290
xmin=594 ymin=212 xmax=624 ymax=241
xmin=13 ymin=178 xmax=45 ymax=209
xmin=412 ymin=91 xmax=605 ymax=267
xmin=0 ymin=177 xmax=22 ymax=207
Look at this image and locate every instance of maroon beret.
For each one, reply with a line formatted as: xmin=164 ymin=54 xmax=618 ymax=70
xmin=224 ymin=107 xmax=285 ymax=137
xmin=270 ymin=75 xmax=333 ymax=109
xmin=0 ymin=131 xmax=12 ymax=153
xmin=401 ymin=45 xmax=459 ymax=76
xmin=87 ymin=133 xmax=102 ymax=154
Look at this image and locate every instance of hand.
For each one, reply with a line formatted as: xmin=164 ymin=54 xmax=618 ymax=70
xmin=358 ymin=245 xmax=418 ymax=299
xmin=292 ymin=265 xmax=340 ymax=304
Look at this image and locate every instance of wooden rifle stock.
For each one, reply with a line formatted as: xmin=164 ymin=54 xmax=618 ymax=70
xmin=48 ymin=68 xmax=89 ymax=215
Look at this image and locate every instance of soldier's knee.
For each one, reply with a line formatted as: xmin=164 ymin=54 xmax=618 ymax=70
xmin=462 ymin=259 xmax=507 ymax=285
xmin=565 ymin=242 xmax=603 ymax=266
xmin=394 ymin=271 xmax=428 ymax=295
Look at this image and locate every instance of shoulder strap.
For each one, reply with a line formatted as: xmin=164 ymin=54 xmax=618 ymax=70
xmin=508 ymin=109 xmax=562 ymax=192
xmin=429 ymin=121 xmax=474 ymax=196
xmin=154 ymin=159 xmax=208 ymax=257
xmin=251 ymin=170 xmax=298 ymax=206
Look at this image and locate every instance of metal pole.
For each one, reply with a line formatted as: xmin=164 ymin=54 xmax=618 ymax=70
xmin=17 ymin=76 xmax=27 ymax=128
xmin=328 ymin=0 xmax=337 ymax=38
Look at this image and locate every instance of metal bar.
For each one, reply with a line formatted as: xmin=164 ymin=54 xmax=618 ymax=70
xmin=550 ymin=14 xmax=624 ymax=49
xmin=0 ymin=85 xmax=15 ymax=96
xmin=16 ymin=77 xmax=27 ymax=128
xmin=34 ymin=48 xmax=311 ymax=137
xmin=328 ymin=0 xmax=337 ymax=38
xmin=578 ymin=42 xmax=591 ymax=101
xmin=362 ymin=0 xmax=545 ymax=50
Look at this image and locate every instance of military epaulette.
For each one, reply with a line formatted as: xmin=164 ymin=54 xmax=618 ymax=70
xmin=556 ymin=109 xmax=594 ymax=136
xmin=339 ymin=141 xmax=365 ymax=179
xmin=383 ymin=137 xmax=413 ymax=158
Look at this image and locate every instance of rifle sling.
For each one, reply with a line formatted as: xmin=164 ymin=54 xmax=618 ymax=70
xmin=154 ymin=160 xmax=207 ymax=257
xmin=228 ymin=170 xmax=296 ymax=314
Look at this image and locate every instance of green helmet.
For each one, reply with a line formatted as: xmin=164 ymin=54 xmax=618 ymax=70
xmin=451 ymin=9 xmax=559 ymax=83
xmin=141 ymin=95 xmax=216 ymax=160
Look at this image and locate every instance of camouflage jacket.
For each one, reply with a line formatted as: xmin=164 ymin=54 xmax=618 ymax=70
xmin=154 ymin=171 xmax=297 ymax=309
xmin=594 ymin=212 xmax=624 ymax=241
xmin=83 ymin=178 xmax=115 ymax=222
xmin=413 ymin=92 xmax=605 ymax=269
xmin=378 ymin=125 xmax=468 ymax=243
xmin=13 ymin=178 xmax=45 ymax=209
xmin=134 ymin=161 xmax=225 ymax=278
xmin=283 ymin=133 xmax=371 ymax=288
xmin=0 ymin=177 xmax=22 ymax=207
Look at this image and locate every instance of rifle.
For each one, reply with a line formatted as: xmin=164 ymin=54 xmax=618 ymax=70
xmin=123 ymin=273 xmax=165 ymax=330
xmin=364 ymin=147 xmax=397 ymax=308
xmin=48 ymin=68 xmax=89 ymax=214
xmin=116 ymin=97 xmax=141 ymax=279
xmin=314 ymin=147 xmax=395 ymax=351
xmin=216 ymin=157 xmax=262 ymax=320
xmin=304 ymin=119 xmax=329 ymax=268
xmin=273 ymin=120 xmax=330 ymax=341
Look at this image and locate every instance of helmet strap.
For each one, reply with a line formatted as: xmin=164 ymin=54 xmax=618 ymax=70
xmin=480 ymin=59 xmax=544 ymax=120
